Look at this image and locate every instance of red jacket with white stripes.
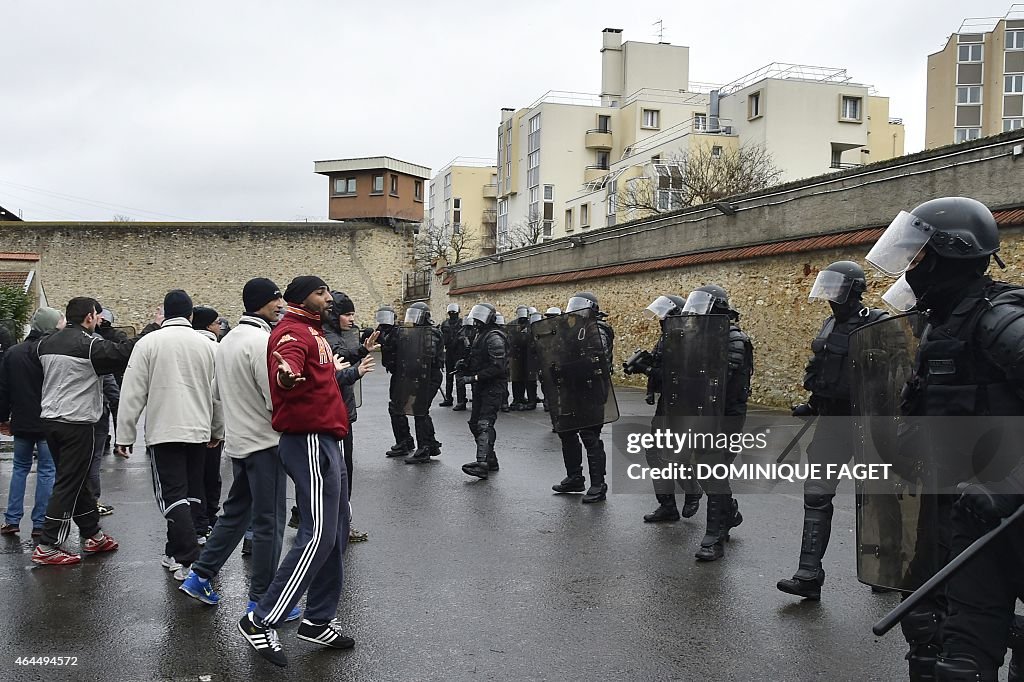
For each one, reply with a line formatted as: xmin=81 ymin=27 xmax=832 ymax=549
xmin=267 ymin=306 xmax=349 ymax=439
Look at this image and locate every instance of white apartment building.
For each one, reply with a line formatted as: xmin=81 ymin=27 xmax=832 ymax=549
xmin=495 ymin=29 xmax=906 ymax=248
xmin=426 ymin=158 xmax=499 ymax=261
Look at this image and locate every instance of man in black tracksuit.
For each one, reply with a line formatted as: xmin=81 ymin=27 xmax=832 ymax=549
xmin=32 ymin=297 xmax=137 ymax=566
xmin=459 ymin=303 xmax=508 ymax=480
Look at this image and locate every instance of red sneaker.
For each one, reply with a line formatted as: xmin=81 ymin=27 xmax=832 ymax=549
xmin=31 ymin=544 xmax=82 ymax=566
xmin=83 ymin=533 xmax=119 ymax=554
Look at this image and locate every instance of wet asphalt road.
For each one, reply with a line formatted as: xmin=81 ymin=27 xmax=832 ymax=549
xmin=0 ymin=368 xmax=917 ymax=682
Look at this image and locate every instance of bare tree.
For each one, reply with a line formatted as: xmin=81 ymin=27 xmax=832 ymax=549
xmin=414 ymin=221 xmax=479 ymax=266
xmin=112 ymin=214 xmax=135 ymax=222
xmin=617 ymin=142 xmax=782 ymax=218
xmin=501 ymin=205 xmax=553 ymax=251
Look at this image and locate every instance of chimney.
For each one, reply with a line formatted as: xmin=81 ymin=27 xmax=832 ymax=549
xmin=601 ymin=28 xmax=624 ymax=107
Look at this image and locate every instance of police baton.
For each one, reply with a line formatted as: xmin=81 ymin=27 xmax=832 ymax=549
xmin=872 ymin=503 xmax=1024 ymax=636
xmin=776 ymin=416 xmax=817 ymax=463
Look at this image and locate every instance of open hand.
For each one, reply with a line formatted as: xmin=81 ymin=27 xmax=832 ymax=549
xmin=273 ymin=350 xmax=306 ymax=388
xmin=115 ymin=444 xmax=133 ymax=459
xmin=357 ymin=354 xmax=376 ymax=377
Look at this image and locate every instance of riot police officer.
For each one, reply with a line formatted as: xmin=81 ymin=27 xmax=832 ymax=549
xmin=681 ymin=285 xmax=754 ymax=561
xmin=549 ymin=292 xmax=616 ymax=504
xmin=776 ymin=261 xmax=886 ymax=600
xmin=864 ymin=197 xmax=1024 ymax=681
xmin=439 ymin=303 xmax=467 ymax=410
xmin=625 ymin=295 xmax=703 ymax=522
xmin=388 ymin=302 xmax=445 ymax=464
xmin=458 ymin=303 xmax=509 ymax=479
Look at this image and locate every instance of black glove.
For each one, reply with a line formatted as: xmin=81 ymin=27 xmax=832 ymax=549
xmin=791 ymin=403 xmax=815 ymax=417
xmin=955 ymin=482 xmax=1024 ymax=530
xmin=645 ymin=394 xmax=656 ymax=405
xmin=459 ymin=374 xmax=475 ymax=386
xmin=453 ymin=358 xmax=468 ymax=372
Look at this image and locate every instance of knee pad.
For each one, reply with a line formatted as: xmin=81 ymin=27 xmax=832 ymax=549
xmin=803 ymin=491 xmax=835 ymax=513
xmin=902 ymin=607 xmax=942 ymax=645
xmin=935 ymin=654 xmax=997 ymax=681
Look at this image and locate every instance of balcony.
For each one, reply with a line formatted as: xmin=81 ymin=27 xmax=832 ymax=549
xmin=585 ymin=129 xmax=613 ymax=150
xmin=584 ymin=165 xmax=610 ymax=183
xmin=829 ymin=162 xmax=864 ymax=169
xmin=482 ymin=183 xmax=498 ymax=199
xmin=481 ymin=209 xmax=497 ymax=225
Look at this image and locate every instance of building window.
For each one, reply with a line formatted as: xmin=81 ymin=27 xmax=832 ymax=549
xmin=958 ymin=44 xmax=982 ymax=62
xmin=957 ymin=86 xmax=982 ymax=104
xmin=954 ymin=127 xmax=982 ymax=143
xmin=529 ymin=113 xmax=541 ymax=134
xmin=1004 ymin=118 xmax=1024 ymax=131
xmin=711 ymin=145 xmax=723 ymax=158
xmin=840 ymin=95 xmax=863 ymax=121
xmin=693 ymin=113 xmax=707 ymax=131
xmin=1006 ymin=75 xmax=1024 ymax=94
xmin=371 ymin=175 xmax=384 ymax=194
xmin=597 ymin=114 xmax=611 ymax=132
xmin=390 ymin=175 xmax=399 ymax=195
xmin=606 ymin=180 xmax=617 ymax=225
xmin=414 ymin=180 xmax=423 ymax=201
xmin=653 ymin=163 xmax=686 ymax=211
xmin=748 ymin=91 xmax=763 ymax=119
xmin=334 ymin=177 xmax=356 ymax=195
xmin=453 ymin=198 xmax=461 ymax=225
xmin=595 ymin=150 xmax=610 ymax=169
xmin=565 ymin=208 xmax=573 ymax=231
xmin=543 ymin=184 xmax=554 ymax=201
xmin=1008 ymin=30 xmax=1024 ymax=50
xmin=580 ymin=203 xmax=590 ymax=227
xmin=641 ymin=109 xmax=660 ymax=129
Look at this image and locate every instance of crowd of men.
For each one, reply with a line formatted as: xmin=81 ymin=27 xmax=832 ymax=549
xmin=0 ymin=194 xmax=1022 ymax=679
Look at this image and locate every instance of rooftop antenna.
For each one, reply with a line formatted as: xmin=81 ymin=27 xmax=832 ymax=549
xmin=653 ymin=19 xmax=665 ymax=42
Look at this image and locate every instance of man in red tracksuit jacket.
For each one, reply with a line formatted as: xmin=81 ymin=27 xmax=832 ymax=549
xmin=237 ymin=275 xmax=354 ymax=667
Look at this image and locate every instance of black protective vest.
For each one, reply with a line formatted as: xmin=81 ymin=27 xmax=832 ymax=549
xmin=908 ymin=282 xmax=1024 ymax=417
xmin=804 ymin=309 xmax=886 ymax=402
xmin=468 ymin=327 xmax=508 ymax=375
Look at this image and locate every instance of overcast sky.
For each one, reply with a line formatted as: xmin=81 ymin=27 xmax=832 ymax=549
xmin=0 ymin=0 xmax=1013 ymax=221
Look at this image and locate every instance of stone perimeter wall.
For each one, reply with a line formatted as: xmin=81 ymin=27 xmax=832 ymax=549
xmin=0 ymin=222 xmax=414 ymax=332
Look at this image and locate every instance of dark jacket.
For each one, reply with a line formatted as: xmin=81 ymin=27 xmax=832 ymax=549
xmin=0 ymin=330 xmax=48 ymax=437
xmin=324 ymin=323 xmax=367 ymax=424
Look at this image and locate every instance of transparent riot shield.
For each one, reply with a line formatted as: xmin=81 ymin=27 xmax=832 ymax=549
xmin=339 ymin=328 xmax=363 ymax=408
xmin=531 ymin=312 xmax=618 ymax=432
xmin=504 ymin=323 xmax=530 ymax=383
xmin=849 ymin=312 xmax=929 ymax=592
xmin=392 ymin=326 xmax=442 ymax=417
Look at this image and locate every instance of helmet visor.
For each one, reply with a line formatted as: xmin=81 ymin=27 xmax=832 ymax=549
xmin=515 ymin=306 xmax=530 ymax=319
xmin=881 ymin=274 xmax=917 ymax=312
xmin=462 ymin=315 xmax=474 ymax=327
xmin=681 ymin=290 xmax=714 ymax=315
xmin=404 ymin=308 xmax=426 ymax=325
xmin=644 ymin=295 xmax=678 ymax=320
xmin=375 ymin=309 xmax=396 ymax=326
xmin=566 ymin=296 xmax=596 ymax=314
xmin=528 ymin=312 xmax=543 ymax=323
xmin=808 ymin=270 xmax=854 ymax=304
xmin=866 ymin=211 xmax=936 ymax=277
xmin=446 ymin=303 xmax=460 ymax=314
xmin=468 ymin=304 xmax=494 ymax=325
xmin=545 ymin=307 xmax=561 ymax=317
xmin=494 ymin=314 xmax=505 ymax=325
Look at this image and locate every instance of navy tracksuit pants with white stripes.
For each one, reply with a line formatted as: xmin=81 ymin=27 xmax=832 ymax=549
xmin=255 ymin=433 xmax=348 ymax=627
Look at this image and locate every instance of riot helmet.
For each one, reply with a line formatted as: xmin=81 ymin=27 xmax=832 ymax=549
xmin=494 ymin=313 xmax=505 ymax=325
xmin=446 ymin=303 xmax=460 ymax=317
xmin=866 ymin=197 xmax=1000 ymax=277
xmin=544 ymin=307 xmax=562 ymax=317
xmin=468 ymin=302 xmax=497 ymax=326
xmin=375 ymin=305 xmax=397 ymax=327
xmin=528 ymin=311 xmax=543 ymax=323
xmin=404 ymin=301 xmax=431 ymax=326
xmin=682 ymin=285 xmax=729 ymax=315
xmin=808 ymin=261 xmax=867 ymax=304
xmin=515 ymin=305 xmax=530 ymax=321
xmin=527 ymin=306 xmax=539 ymax=316
xmin=643 ymin=295 xmax=687 ymax=320
xmin=566 ymin=292 xmax=599 ymax=315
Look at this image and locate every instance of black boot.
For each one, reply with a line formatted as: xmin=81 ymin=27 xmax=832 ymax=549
xmin=452 ymin=402 xmax=467 ymax=411
xmin=439 ymin=398 xmax=453 ymax=407
xmin=403 ymin=446 xmax=432 ymax=464
xmin=680 ymin=494 xmax=702 ymax=518
xmin=288 ymin=506 xmax=300 ymax=529
xmin=581 ymin=482 xmax=607 ymax=503
xmin=777 ymin=502 xmax=832 ymax=600
xmin=552 ymin=474 xmax=585 ymax=493
xmin=643 ymin=494 xmax=680 ymax=522
xmin=430 ymin=441 xmax=442 ymax=457
xmin=386 ymin=441 xmax=414 ymax=457
xmin=695 ymin=495 xmax=741 ymax=562
xmin=462 ymin=461 xmax=489 ymax=479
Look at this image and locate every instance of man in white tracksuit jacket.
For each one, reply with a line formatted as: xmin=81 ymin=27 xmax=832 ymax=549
xmin=115 ymin=289 xmax=222 ymax=578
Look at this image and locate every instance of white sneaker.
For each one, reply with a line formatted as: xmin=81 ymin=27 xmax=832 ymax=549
xmin=173 ymin=564 xmax=190 ymax=581
xmin=162 ymin=555 xmax=183 ymax=572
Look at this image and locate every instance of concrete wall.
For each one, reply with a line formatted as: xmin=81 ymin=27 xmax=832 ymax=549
xmin=0 ymin=221 xmax=414 ymax=332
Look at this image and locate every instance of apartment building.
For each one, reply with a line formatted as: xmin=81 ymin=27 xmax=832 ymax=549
xmin=925 ymin=5 xmax=1024 ymax=148
xmin=314 ymin=156 xmax=430 ymax=223
xmin=494 ymin=29 xmax=905 ymax=248
xmin=426 ymin=158 xmax=499 ymax=261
